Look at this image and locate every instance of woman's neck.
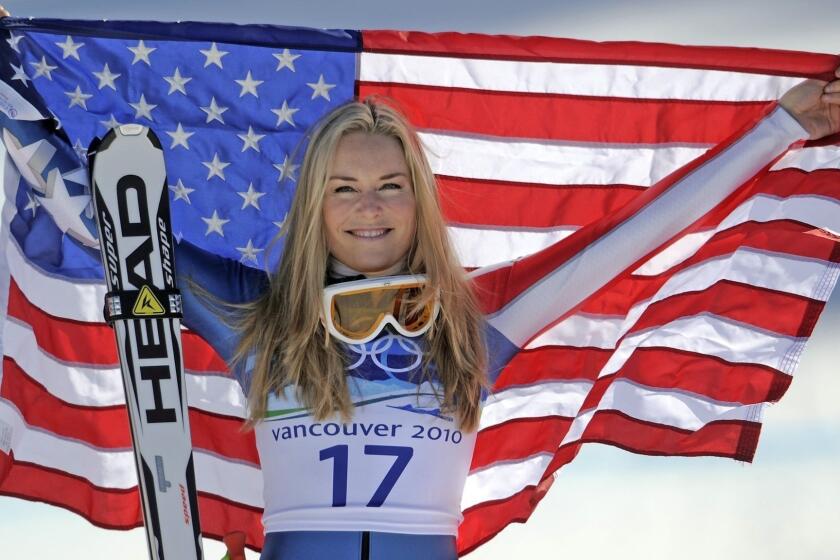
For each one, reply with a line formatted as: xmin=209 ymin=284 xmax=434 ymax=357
xmin=328 ymin=257 xmax=408 ymax=279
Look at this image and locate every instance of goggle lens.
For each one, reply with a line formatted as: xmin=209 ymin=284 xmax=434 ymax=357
xmin=330 ymin=284 xmax=434 ymax=341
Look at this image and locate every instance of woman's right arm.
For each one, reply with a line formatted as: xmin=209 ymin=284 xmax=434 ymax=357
xmin=175 ymin=239 xmax=269 ymax=364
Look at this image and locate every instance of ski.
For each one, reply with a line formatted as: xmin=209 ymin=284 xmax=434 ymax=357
xmin=89 ymin=124 xmax=203 ymax=560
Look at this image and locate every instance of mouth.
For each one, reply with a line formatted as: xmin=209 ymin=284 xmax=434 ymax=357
xmin=346 ymin=228 xmax=392 ymax=239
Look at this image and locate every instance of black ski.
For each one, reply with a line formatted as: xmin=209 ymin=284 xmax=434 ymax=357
xmin=89 ymin=124 xmax=203 ymax=560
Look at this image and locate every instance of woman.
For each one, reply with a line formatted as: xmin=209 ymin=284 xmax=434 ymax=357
xmin=176 ymin=73 xmax=840 ymax=559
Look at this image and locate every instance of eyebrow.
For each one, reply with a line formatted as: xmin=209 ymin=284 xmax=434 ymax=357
xmin=328 ymin=172 xmax=408 ymax=181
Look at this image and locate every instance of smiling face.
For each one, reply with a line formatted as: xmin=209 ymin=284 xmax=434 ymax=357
xmin=322 ymin=131 xmax=417 ymax=276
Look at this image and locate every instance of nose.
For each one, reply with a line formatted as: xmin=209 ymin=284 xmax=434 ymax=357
xmin=355 ymin=189 xmax=384 ymax=217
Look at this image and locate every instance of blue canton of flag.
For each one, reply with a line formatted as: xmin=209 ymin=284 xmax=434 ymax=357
xmin=4 ymin=20 xmax=358 ymax=276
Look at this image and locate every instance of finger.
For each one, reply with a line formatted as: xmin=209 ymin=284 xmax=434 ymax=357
xmin=826 ymin=80 xmax=840 ymax=94
xmin=822 ymin=92 xmax=840 ymax=104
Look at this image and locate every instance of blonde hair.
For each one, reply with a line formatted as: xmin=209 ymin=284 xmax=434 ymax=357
xmin=234 ymin=98 xmax=487 ymax=431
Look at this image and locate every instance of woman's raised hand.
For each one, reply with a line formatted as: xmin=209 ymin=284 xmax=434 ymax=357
xmin=780 ymin=64 xmax=840 ymax=140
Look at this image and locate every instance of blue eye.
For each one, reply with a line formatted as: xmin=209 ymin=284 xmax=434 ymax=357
xmin=381 ymin=183 xmax=401 ymax=190
xmin=334 ymin=185 xmax=355 ymax=193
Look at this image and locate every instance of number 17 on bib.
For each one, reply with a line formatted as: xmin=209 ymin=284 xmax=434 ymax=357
xmin=89 ymin=125 xmax=203 ymax=560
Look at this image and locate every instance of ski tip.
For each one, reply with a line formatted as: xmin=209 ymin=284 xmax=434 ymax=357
xmin=118 ymin=123 xmax=146 ymax=136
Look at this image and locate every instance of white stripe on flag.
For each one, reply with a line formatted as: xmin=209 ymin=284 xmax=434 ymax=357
xmin=420 ymin=130 xmax=708 ymax=187
xmin=645 ymin=248 xmax=839 ymax=305
xmin=528 ymin=248 xmax=838 ymax=353
xmin=461 ymin=452 xmax=554 ymax=511
xmin=561 ymin=379 xmax=765 ymax=444
xmin=360 ymin=52 xmax=803 ymax=101
xmin=448 ymin=225 xmax=576 ymax=268
xmin=7 ymin=237 xmax=106 ymax=322
xmin=3 ymin=319 xmax=248 ymax=418
xmin=635 ymin=193 xmax=840 ymax=275
xmin=771 ymin=145 xmax=840 ymax=172
xmin=479 ymin=381 xmax=592 ymax=430
xmin=597 ymin=313 xmax=807 ymax=379
xmin=0 ymin=399 xmax=263 ymax=506
xmin=525 ymin=313 xmax=625 ymax=350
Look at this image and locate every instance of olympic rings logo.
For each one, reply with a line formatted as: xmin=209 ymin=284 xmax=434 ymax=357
xmin=346 ymin=333 xmax=424 ymax=376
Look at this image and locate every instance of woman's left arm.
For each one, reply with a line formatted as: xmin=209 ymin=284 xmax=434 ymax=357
xmin=473 ymin=66 xmax=840 ymax=351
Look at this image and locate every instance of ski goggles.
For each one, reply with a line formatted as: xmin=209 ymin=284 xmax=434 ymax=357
xmin=322 ymin=275 xmax=440 ymax=345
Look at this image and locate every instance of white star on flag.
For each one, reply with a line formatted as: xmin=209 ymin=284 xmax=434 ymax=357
xmin=31 ymin=56 xmax=58 ymax=80
xmin=202 ymin=153 xmax=230 ymax=180
xmin=127 ymin=40 xmax=156 ymax=66
xmin=6 ymin=32 xmax=23 ymax=53
xmin=168 ymin=179 xmax=195 ymax=204
xmin=92 ymin=63 xmax=121 ymax=90
xmin=201 ymin=210 xmax=230 ymax=236
xmin=55 ymin=36 xmax=84 ymax=60
xmin=39 ymin=168 xmax=97 ymax=247
xmin=64 ymin=86 xmax=93 ymax=110
xmin=273 ymin=215 xmax=287 ymax=230
xmin=164 ymin=67 xmax=192 ymax=95
xmin=235 ymin=71 xmax=264 ymax=98
xmin=274 ymin=155 xmax=299 ymax=181
xmin=237 ymin=126 xmax=265 ymax=152
xmin=71 ymin=139 xmax=88 ymax=161
xmin=99 ymin=114 xmax=122 ymax=131
xmin=236 ymin=239 xmax=264 ymax=263
xmin=200 ymin=42 xmax=229 ymax=68
xmin=129 ymin=94 xmax=157 ymax=121
xmin=307 ymin=74 xmax=336 ymax=101
xmin=237 ymin=183 xmax=266 ymax=210
xmin=10 ymin=63 xmax=30 ymax=87
xmin=201 ymin=96 xmax=228 ymax=124
xmin=271 ymin=100 xmax=299 ymax=127
xmin=273 ymin=49 xmax=300 ymax=72
xmin=24 ymin=192 xmax=40 ymax=217
xmin=165 ymin=123 xmax=194 ymax=150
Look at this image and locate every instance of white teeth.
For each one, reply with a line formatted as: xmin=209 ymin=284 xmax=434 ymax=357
xmin=350 ymin=229 xmax=388 ymax=238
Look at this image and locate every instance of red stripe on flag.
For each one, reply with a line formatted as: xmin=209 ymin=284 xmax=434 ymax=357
xmin=458 ymin=473 xmax=559 ymax=556
xmin=6 ymin=279 xmax=116 ymax=365
xmin=494 ymin=347 xmax=611 ymax=390
xmin=439 ymin=167 xmax=840 ymax=232
xmin=6 ymin=277 xmax=229 ymax=373
xmin=1 ymin=357 xmax=258 ymax=464
xmin=625 ymin=281 xmax=826 ymax=339
xmin=360 ymin=81 xmax=772 ymax=144
xmin=471 ymin=416 xmax=573 ymax=471
xmin=574 ymin=411 xmax=762 ymax=460
xmin=362 ymin=31 xmax=839 ymax=79
xmin=0 ymin=453 xmax=264 ymax=551
xmin=438 ymin=175 xmax=642 ymax=229
xmin=0 ymin=454 xmax=140 ymax=529
xmin=748 ymin=168 xmax=840 ymax=201
xmin=588 ymin=349 xmax=791 ymax=410
xmin=183 ymin=332 xmax=230 ymax=375
xmin=1 ymin=356 xmax=128 ymax=447
xmin=197 ymin=491 xmax=264 ymax=553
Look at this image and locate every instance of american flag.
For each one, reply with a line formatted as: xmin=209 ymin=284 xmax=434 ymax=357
xmin=1 ymin=17 xmax=839 ymax=556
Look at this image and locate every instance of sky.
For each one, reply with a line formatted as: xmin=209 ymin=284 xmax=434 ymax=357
xmin=0 ymin=1 xmax=838 ymax=559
